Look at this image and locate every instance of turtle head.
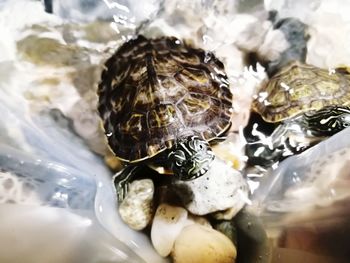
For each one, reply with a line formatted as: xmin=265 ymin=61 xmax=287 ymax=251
xmin=303 ymin=106 xmax=350 ymax=136
xmin=169 ymin=136 xmax=214 ymax=181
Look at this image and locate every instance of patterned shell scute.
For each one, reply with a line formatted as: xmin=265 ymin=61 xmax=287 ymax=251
xmin=253 ymin=61 xmax=350 ymax=122
xmin=98 ymin=36 xmax=232 ymax=162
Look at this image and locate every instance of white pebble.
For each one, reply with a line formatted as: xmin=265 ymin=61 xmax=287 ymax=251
xmin=151 ymin=204 xmax=190 ymax=257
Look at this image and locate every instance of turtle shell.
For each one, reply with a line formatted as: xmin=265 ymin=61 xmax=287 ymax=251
xmin=253 ymin=61 xmax=350 ymax=122
xmin=98 ymin=36 xmax=232 ymax=163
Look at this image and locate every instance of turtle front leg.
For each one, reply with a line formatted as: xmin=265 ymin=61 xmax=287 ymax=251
xmin=113 ymin=166 xmax=140 ymax=202
xmin=245 ymin=141 xmax=285 ymax=167
xmin=245 ymin=123 xmax=302 ymax=166
xmin=270 ymin=119 xmax=319 ymax=153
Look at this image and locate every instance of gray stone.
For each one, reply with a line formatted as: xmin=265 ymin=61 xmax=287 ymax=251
xmin=213 ymin=220 xmax=238 ymax=247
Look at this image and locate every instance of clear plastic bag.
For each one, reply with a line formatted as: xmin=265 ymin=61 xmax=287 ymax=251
xmin=252 ymin=126 xmax=350 ymax=226
xmin=0 ymin=0 xmax=169 ymax=260
xmin=247 ymin=125 xmax=350 ymax=262
xmin=3 ymin=0 xmax=350 ymax=262
xmin=0 ymin=92 xmax=166 ymax=262
xmin=0 ymin=144 xmax=145 ymax=263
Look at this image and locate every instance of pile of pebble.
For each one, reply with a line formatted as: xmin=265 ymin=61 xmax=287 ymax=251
xmin=116 ymin=139 xmax=251 ymax=262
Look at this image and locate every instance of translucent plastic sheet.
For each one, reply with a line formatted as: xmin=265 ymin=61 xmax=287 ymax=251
xmin=247 ymin=126 xmax=350 ymax=262
xmin=252 ymin=127 xmax=350 ymax=226
xmin=0 ymin=77 xmax=164 ymax=263
xmin=0 ymin=1 xmax=170 ymax=261
xmin=0 ymin=144 xmax=145 ymax=263
xmin=1 ymin=0 xmax=350 ymax=262
xmin=250 ymin=128 xmax=350 ymax=263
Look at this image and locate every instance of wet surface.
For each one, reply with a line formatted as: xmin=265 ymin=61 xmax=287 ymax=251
xmin=1 ymin=0 xmax=350 ymax=262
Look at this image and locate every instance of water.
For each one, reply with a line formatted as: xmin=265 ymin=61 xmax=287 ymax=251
xmin=1 ymin=0 xmax=350 ymax=262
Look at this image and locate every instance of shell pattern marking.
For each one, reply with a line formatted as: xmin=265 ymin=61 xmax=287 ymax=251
xmin=98 ymin=36 xmax=233 ymax=162
xmin=253 ymin=61 xmax=350 ymax=123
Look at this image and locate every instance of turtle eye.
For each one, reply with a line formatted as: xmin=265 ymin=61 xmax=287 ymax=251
xmin=198 ymin=141 xmax=209 ymax=151
xmin=198 ymin=143 xmax=204 ymax=150
xmin=340 ymin=115 xmax=350 ymax=127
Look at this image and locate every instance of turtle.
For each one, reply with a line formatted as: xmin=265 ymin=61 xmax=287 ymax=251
xmin=97 ymin=35 xmax=233 ymax=200
xmin=243 ymin=15 xmax=350 ymax=167
xmin=245 ymin=61 xmax=350 ymax=166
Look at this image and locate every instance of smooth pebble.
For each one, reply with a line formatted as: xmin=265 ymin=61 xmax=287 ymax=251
xmin=151 ymin=204 xmax=190 ymax=257
xmin=151 ymin=203 xmax=212 ymax=257
xmin=172 ymin=224 xmax=237 ymax=263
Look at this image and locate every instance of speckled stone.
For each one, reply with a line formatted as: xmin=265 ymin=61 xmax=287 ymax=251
xmin=118 ymin=179 xmax=154 ymax=230
xmin=172 ymin=158 xmax=249 ymax=216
